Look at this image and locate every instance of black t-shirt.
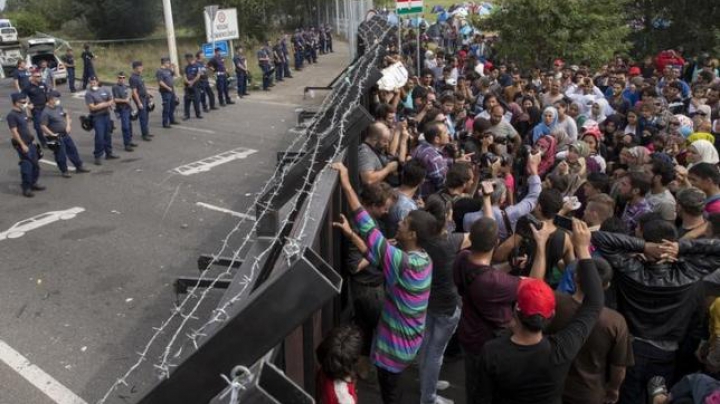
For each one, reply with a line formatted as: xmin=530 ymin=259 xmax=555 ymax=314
xmin=23 ymin=83 xmax=48 ymax=107
xmin=422 ymin=232 xmax=464 ymax=316
xmin=478 ymin=259 xmax=603 ymax=404
xmin=7 ymin=109 xmax=34 ymax=144
xmin=452 ymin=197 xmax=482 ymax=232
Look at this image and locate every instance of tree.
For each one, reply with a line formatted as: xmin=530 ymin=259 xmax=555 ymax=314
xmin=481 ymin=0 xmax=631 ymax=67
xmin=74 ymin=0 xmax=159 ymax=39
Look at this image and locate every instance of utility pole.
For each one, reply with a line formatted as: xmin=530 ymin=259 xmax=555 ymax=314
xmin=161 ymin=0 xmax=179 ymax=74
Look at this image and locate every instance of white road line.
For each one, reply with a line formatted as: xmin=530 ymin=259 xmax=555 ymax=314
xmin=39 ymin=159 xmax=76 ymax=172
xmin=171 ymin=147 xmax=258 ymax=176
xmin=239 ymin=99 xmax=301 ymax=108
xmin=0 ymin=207 xmax=85 ymax=241
xmin=196 ymin=202 xmax=256 ymax=221
xmin=171 ymin=125 xmax=216 ymax=134
xmin=0 ymin=339 xmax=89 ymax=404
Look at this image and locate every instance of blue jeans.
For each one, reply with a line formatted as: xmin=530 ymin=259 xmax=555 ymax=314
xmin=67 ymin=67 xmax=76 ymax=92
xmin=160 ymin=91 xmax=175 ymax=126
xmin=138 ymin=97 xmax=149 ymax=136
xmin=670 ymin=373 xmax=720 ymax=404
xmin=117 ymin=108 xmax=132 ymax=145
xmin=620 ymin=340 xmax=676 ymax=404
xmin=15 ymin=142 xmax=40 ymax=191
xmin=275 ymin=63 xmax=284 ymax=81
xmin=418 ymin=306 xmax=461 ymax=404
xmin=92 ymin=114 xmax=112 ymax=158
xmin=260 ymin=64 xmax=271 ymax=90
xmin=283 ymin=58 xmax=292 ymax=77
xmin=54 ymin=134 xmax=83 ymax=172
xmin=294 ymin=50 xmax=303 ymax=69
xmin=216 ymin=74 xmax=230 ymax=104
xmin=236 ymin=72 xmax=248 ymax=95
xmin=31 ymin=107 xmax=47 ymax=146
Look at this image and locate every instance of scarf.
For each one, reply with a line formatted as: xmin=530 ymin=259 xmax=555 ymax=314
xmin=536 ymin=135 xmax=557 ymax=176
xmin=532 ymin=106 xmax=559 ymax=143
xmin=689 ymin=139 xmax=720 ymax=167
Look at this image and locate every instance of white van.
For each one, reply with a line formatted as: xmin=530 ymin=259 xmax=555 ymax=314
xmin=0 ymin=19 xmax=12 ymax=29
xmin=25 ymin=38 xmax=67 ymax=83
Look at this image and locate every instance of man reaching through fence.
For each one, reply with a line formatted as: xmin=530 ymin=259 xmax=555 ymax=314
xmin=331 ymin=162 xmax=435 ymax=404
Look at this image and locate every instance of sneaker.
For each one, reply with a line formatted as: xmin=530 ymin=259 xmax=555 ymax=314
xmin=436 ymin=380 xmax=450 ymax=391
xmin=106 ymin=154 xmax=120 ymax=160
xmin=22 ymin=189 xmax=34 ymax=198
xmin=94 ymin=158 xmax=102 ymax=166
xmin=61 ymin=171 xmax=72 ymax=178
xmin=124 ymin=146 xmax=134 ymax=152
xmin=434 ymin=396 xmax=454 ymax=404
xmin=129 ymin=142 xmax=139 ymax=147
xmin=31 ymin=184 xmax=46 ymax=191
xmin=75 ymin=167 xmax=90 ymax=173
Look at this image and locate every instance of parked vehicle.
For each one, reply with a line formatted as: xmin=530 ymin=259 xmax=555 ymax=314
xmin=25 ymin=37 xmax=67 ymax=83
xmin=0 ymin=27 xmax=18 ymax=44
xmin=0 ymin=44 xmax=22 ymax=76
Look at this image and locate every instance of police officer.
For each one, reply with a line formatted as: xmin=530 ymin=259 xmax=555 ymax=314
xmin=195 ymin=51 xmax=217 ymax=113
xmin=281 ymin=34 xmax=293 ymax=79
xmin=85 ymin=76 xmax=118 ymax=165
xmin=7 ymin=93 xmax=44 ymax=197
xmin=318 ymin=28 xmax=326 ymax=55
xmin=129 ymin=61 xmax=153 ymax=142
xmin=81 ymin=44 xmax=97 ymax=90
xmin=40 ymin=90 xmax=89 ymax=177
xmin=232 ymin=46 xmax=249 ymax=99
xmin=112 ymin=72 xmax=136 ymax=151
xmin=156 ymin=57 xmax=177 ymax=128
xmin=273 ymin=38 xmax=286 ymax=83
xmin=60 ymin=48 xmax=76 ymax=92
xmin=304 ymin=29 xmax=314 ymax=65
xmin=209 ymin=47 xmax=234 ymax=106
xmin=22 ymin=69 xmax=49 ymax=148
xmin=293 ymin=30 xmax=304 ymax=71
xmin=13 ymin=60 xmax=31 ymax=92
xmin=325 ymin=25 xmax=333 ymax=53
xmin=257 ymin=44 xmax=272 ymax=91
xmin=182 ymin=53 xmax=203 ymax=120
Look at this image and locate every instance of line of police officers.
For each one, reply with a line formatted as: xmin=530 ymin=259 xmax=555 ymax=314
xmin=6 ymin=28 xmax=333 ymax=198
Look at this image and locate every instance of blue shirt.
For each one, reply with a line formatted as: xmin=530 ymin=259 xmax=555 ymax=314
xmin=185 ymin=63 xmax=200 ymax=81
xmin=129 ymin=72 xmax=148 ymax=98
xmin=22 ymin=83 xmax=48 ymax=107
xmin=13 ymin=69 xmax=30 ymax=90
xmin=233 ymin=56 xmax=247 ymax=74
xmin=212 ymin=56 xmax=226 ymax=73
xmin=85 ymin=87 xmax=113 ymax=116
xmin=111 ymin=83 xmax=131 ymax=110
xmin=7 ymin=109 xmax=33 ymax=143
xmin=155 ymin=68 xmax=174 ymax=92
xmin=40 ymin=105 xmax=68 ymax=133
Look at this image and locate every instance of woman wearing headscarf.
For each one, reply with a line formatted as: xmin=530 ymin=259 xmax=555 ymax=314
xmin=568 ymin=101 xmax=588 ymax=128
xmin=553 ymin=128 xmax=572 ymax=154
xmin=532 ymin=106 xmax=558 ymax=143
xmin=686 ymin=139 xmax=720 ymax=168
xmin=589 ymin=98 xmax=613 ymax=125
xmin=693 ymin=104 xmax=713 ymax=131
xmin=619 ymin=145 xmax=651 ymax=173
xmin=534 ymin=134 xmax=557 ymax=177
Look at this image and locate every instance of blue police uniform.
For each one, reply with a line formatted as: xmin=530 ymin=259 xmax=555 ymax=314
xmin=22 ymin=82 xmax=49 ymax=147
xmin=40 ymin=105 xmax=85 ymax=173
xmin=281 ymin=38 xmax=293 ymax=78
xmin=196 ymin=59 xmax=216 ymax=112
xmin=183 ymin=62 xmax=202 ymax=119
xmin=60 ymin=53 xmax=76 ymax=92
xmin=233 ymin=54 xmax=249 ymax=97
xmin=7 ymin=109 xmax=40 ymax=193
xmin=13 ymin=68 xmax=31 ymax=91
xmin=112 ymin=82 xmax=134 ymax=147
xmin=293 ymin=34 xmax=304 ymax=70
xmin=81 ymin=49 xmax=96 ymax=90
xmin=129 ymin=72 xmax=150 ymax=138
xmin=273 ymin=43 xmax=285 ymax=82
xmin=155 ymin=66 xmax=176 ymax=127
xmin=85 ymin=86 xmax=115 ymax=159
xmin=326 ymin=27 xmax=333 ymax=52
xmin=257 ymin=48 xmax=272 ymax=91
xmin=210 ymin=55 xmax=233 ymax=106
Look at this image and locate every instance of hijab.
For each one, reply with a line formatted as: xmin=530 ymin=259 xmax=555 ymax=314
xmin=627 ymin=146 xmax=651 ymax=172
xmin=689 ymin=139 xmax=719 ymax=167
xmin=536 ymin=135 xmax=557 ymax=176
xmin=532 ymin=106 xmax=559 ymax=143
xmin=590 ymin=98 xmax=613 ymax=124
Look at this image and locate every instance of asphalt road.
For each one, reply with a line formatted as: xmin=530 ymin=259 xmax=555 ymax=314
xmin=0 ymin=43 xmax=348 ymax=404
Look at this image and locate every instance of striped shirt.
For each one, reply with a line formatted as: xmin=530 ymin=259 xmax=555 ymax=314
xmin=352 ymin=208 xmax=432 ymax=373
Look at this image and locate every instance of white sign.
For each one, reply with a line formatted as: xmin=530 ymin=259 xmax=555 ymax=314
xmin=204 ymin=8 xmax=239 ymax=42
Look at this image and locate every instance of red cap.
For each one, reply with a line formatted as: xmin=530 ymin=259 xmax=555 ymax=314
xmin=517 ymin=278 xmax=555 ymax=319
xmin=629 ymin=66 xmax=641 ymax=76
xmin=553 ymin=59 xmax=564 ymax=67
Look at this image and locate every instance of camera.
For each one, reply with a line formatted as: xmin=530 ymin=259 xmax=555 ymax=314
xmin=515 ymin=213 xmax=543 ymax=240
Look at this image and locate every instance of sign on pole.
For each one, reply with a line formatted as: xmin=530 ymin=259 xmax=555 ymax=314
xmin=204 ymin=8 xmax=239 ymax=43
xmin=202 ymin=40 xmax=229 ymax=58
xmin=396 ymin=0 xmax=423 ymax=15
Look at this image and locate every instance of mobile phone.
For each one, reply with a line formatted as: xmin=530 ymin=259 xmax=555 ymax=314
xmin=554 ymin=215 xmax=573 ymax=232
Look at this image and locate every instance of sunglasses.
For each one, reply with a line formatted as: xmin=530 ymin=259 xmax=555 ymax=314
xmin=697 ymin=112 xmax=707 ymax=116
xmin=118 ymin=76 xmax=126 ymax=79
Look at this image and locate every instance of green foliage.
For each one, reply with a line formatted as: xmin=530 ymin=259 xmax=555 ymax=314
xmin=479 ymin=0 xmax=631 ymax=67
xmin=5 ymin=11 xmax=49 ymax=37
xmin=75 ymin=0 xmax=160 ymax=39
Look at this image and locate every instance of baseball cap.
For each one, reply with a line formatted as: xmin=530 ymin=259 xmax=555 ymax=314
xmin=629 ymin=66 xmax=641 ymax=76
xmin=516 ymin=278 xmax=555 ymax=319
xmin=10 ymin=92 xmax=27 ymax=103
xmin=48 ymin=90 xmax=62 ymax=98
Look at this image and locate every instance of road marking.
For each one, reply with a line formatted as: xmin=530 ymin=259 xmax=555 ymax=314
xmin=171 ymin=147 xmax=258 ymax=176
xmin=71 ymin=91 xmax=86 ymax=99
xmin=0 ymin=207 xmax=85 ymax=241
xmin=171 ymin=125 xmax=216 ymax=134
xmin=39 ymin=159 xmax=76 ymax=172
xmin=0 ymin=339 xmax=89 ymax=404
xmin=239 ymin=98 xmax=301 ymax=108
xmin=196 ymin=202 xmax=256 ymax=221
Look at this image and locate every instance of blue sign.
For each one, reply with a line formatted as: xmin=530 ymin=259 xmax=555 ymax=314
xmin=202 ymin=40 xmax=229 ymax=58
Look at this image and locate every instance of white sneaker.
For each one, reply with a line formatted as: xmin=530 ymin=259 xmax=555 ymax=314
xmin=436 ymin=380 xmax=450 ymax=391
xmin=434 ymin=396 xmax=454 ymax=404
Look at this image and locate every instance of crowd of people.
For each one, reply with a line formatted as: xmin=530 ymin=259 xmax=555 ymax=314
xmin=6 ymin=27 xmax=333 ymax=198
xmin=313 ymin=16 xmax=720 ymax=404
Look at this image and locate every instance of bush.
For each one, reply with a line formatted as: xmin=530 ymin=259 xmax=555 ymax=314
xmin=6 ymin=12 xmax=49 ymax=37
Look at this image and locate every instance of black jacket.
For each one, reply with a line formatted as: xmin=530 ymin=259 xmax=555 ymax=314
xmin=591 ymin=232 xmax=720 ymax=343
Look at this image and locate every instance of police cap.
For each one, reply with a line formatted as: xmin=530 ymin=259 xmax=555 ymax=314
xmin=48 ymin=90 xmax=62 ymax=99
xmin=10 ymin=92 xmax=27 ymax=103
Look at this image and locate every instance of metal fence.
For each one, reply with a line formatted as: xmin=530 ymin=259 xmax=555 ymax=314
xmin=126 ymin=15 xmax=395 ymax=404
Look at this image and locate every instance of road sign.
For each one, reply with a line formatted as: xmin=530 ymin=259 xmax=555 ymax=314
xmin=396 ymin=0 xmax=423 ymax=15
xmin=202 ymin=40 xmax=229 ymax=58
xmin=204 ymin=8 xmax=239 ymax=42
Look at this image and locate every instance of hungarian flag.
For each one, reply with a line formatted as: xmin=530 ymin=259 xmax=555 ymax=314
xmin=397 ymin=0 xmax=423 ymax=15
